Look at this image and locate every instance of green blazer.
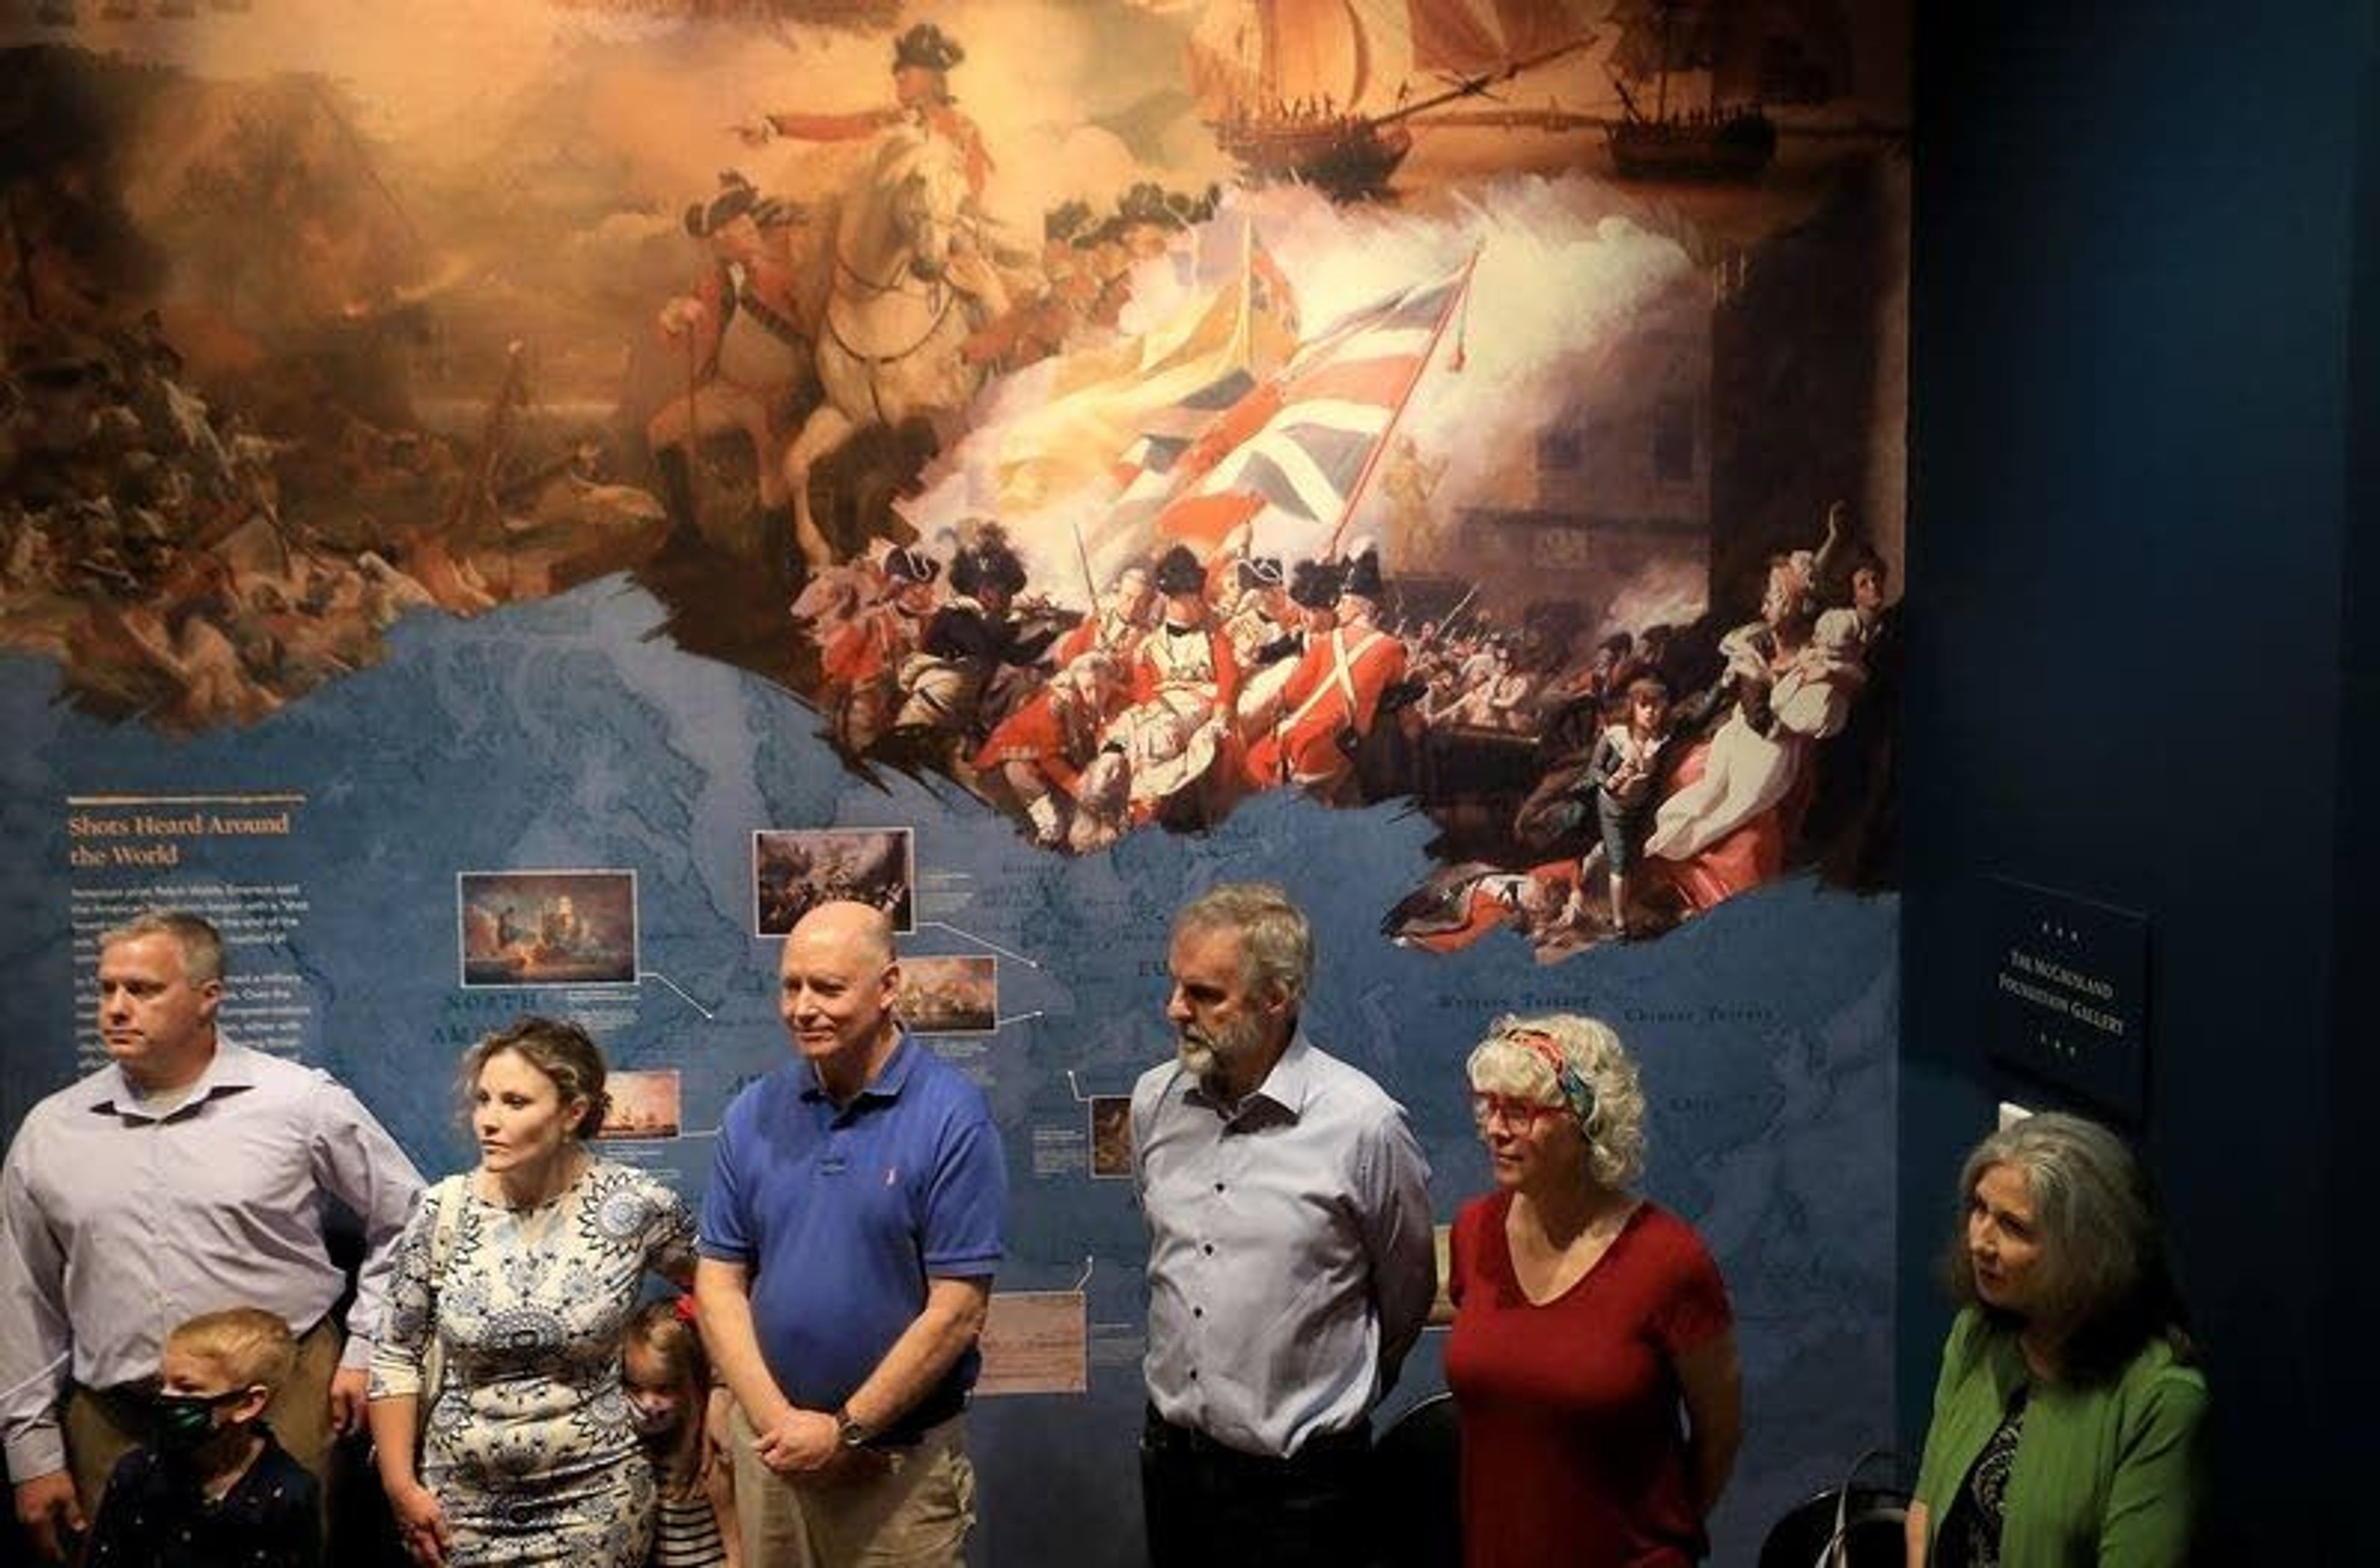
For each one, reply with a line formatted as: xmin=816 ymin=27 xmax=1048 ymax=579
xmin=1913 ymin=1306 xmax=2210 ymax=1567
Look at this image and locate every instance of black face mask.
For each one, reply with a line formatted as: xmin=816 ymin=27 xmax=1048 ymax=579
xmin=149 ymin=1388 xmax=250 ymax=1456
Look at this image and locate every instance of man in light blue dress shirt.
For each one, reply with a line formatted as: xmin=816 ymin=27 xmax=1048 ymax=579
xmin=0 ymin=910 xmax=421 ymax=1561
xmin=1131 ymin=883 xmax=1435 ymax=1568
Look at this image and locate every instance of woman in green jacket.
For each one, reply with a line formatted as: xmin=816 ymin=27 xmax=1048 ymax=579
xmin=1907 ymin=1113 xmax=2209 ymax=1567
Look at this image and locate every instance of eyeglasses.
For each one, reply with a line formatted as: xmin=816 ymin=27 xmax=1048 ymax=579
xmin=1468 ymin=1091 xmax=1563 ymax=1131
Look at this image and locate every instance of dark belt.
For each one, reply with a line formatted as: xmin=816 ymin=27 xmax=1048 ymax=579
xmin=1142 ymin=1404 xmax=1370 ymax=1467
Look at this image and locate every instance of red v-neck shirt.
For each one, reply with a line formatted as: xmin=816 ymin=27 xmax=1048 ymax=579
xmin=1445 ymin=1192 xmax=1732 ymax=1567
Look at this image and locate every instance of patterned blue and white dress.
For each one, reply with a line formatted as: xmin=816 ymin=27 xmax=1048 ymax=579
xmin=371 ymin=1162 xmax=695 ymax=1566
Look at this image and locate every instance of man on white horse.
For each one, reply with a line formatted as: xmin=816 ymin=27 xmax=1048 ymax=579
xmin=737 ymin=23 xmax=1011 ymax=570
xmin=741 ymin=24 xmax=994 ymax=200
xmin=737 ymin=23 xmax=1008 ymax=327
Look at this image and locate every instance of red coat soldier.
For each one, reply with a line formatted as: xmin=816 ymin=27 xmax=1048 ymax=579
xmin=1243 ymin=549 xmax=1408 ymax=801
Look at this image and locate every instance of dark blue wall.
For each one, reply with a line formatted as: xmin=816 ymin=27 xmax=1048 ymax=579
xmin=1903 ymin=1 xmax=2377 ymax=1558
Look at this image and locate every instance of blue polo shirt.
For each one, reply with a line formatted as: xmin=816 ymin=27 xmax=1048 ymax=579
xmin=699 ymin=1031 xmax=1005 ymax=1440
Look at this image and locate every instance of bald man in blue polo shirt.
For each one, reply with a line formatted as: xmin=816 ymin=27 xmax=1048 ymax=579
xmin=694 ymin=901 xmax=1006 ymax=1567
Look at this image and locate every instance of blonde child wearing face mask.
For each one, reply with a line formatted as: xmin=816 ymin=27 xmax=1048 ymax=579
xmin=84 ymin=1307 xmax=320 ymax=1568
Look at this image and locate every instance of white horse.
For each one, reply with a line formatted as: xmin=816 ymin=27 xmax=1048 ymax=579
xmin=783 ymin=126 xmax=986 ymax=566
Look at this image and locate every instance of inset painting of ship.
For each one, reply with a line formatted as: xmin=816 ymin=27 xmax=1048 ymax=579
xmin=1189 ymin=1 xmax=1871 ymax=196
xmin=1189 ymin=0 xmax=1598 ymax=200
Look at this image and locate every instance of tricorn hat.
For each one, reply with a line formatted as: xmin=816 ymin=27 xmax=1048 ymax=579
xmin=885 ymin=545 xmax=940 ymax=586
xmin=1152 ymin=544 xmax=1205 ymax=597
xmin=1236 ymin=556 xmax=1284 ymax=591
xmin=893 ymin=22 xmax=964 ymax=74
xmin=685 ymin=171 xmax=759 ymax=237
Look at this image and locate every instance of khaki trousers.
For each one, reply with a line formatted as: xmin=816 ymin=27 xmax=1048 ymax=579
xmin=727 ymin=1403 xmax=975 ymax=1568
xmin=63 ymin=1315 xmax=344 ymax=1514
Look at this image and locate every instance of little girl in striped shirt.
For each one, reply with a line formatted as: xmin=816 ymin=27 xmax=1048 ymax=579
xmin=625 ymin=1299 xmax=739 ymax=1568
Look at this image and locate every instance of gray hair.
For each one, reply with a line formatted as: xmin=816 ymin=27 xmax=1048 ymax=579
xmin=100 ymin=909 xmax=225 ymax=986
xmin=1465 ymin=1013 xmax=1646 ymax=1187
xmin=1173 ymin=883 xmax=1313 ymax=1010
xmin=1946 ymin=1112 xmax=2191 ymax=1373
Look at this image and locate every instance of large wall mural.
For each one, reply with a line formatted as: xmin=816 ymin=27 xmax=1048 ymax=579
xmin=1 ymin=3 xmax=1907 ymax=1562
xmin=1 ymin=0 xmax=1903 ymax=956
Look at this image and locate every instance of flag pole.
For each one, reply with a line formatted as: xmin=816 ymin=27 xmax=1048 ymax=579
xmin=1070 ymin=521 xmax=1100 ymax=612
xmin=1321 ymin=243 xmax=1482 ymax=562
xmin=1232 ymin=213 xmax=1253 ymax=371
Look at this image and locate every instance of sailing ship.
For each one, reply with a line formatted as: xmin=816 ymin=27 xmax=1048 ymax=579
xmin=1190 ymin=0 xmax=1599 ymax=200
xmin=1601 ymin=0 xmax=1851 ymax=182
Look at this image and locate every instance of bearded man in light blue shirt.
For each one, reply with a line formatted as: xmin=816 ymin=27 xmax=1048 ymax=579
xmin=1132 ymin=882 xmax=1435 ymax=1568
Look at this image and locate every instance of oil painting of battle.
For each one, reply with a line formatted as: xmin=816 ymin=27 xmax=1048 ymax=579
xmin=0 ymin=1 xmax=1907 ymax=961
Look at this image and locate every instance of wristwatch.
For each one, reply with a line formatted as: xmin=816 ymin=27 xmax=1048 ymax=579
xmin=834 ymin=1406 xmax=870 ymax=1449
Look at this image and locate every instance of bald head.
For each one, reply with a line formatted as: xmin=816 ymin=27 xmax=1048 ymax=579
xmin=778 ymin=900 xmax=902 ymax=1098
xmin=790 ymin=899 xmax=897 ymax=967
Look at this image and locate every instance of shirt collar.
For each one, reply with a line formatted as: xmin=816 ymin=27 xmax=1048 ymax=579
xmin=1184 ymin=1031 xmax=1313 ymax=1123
xmin=798 ymin=1028 xmax=918 ymax=1107
xmin=84 ymin=1037 xmax=258 ymax=1121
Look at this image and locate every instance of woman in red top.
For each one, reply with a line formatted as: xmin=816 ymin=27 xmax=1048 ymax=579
xmin=1444 ymin=1014 xmax=1743 ymax=1567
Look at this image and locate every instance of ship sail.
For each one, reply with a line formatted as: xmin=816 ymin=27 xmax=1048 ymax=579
xmin=1603 ymin=0 xmax=1852 ymax=107
xmin=1191 ymin=0 xmax=1601 ymax=118
xmin=1474 ymin=0 xmax=1587 ymax=63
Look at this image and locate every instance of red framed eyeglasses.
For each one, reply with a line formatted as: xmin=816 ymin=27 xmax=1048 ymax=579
xmin=1468 ymin=1091 xmax=1563 ymax=1130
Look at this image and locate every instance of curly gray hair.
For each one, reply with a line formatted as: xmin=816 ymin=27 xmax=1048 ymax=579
xmin=1465 ymin=1012 xmax=1647 ymax=1187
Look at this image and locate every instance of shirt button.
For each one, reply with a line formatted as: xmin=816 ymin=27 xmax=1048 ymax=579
xmin=1192 ymin=1306 xmax=1203 ymax=1318
xmin=1188 ymin=1368 xmax=1199 ymax=1381
xmin=1201 ymin=1243 xmax=1214 ymax=1255
xmin=1213 ymin=1182 xmax=1225 ymax=1192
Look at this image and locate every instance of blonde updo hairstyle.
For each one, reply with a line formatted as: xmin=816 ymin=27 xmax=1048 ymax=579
xmin=459 ymin=1015 xmax=610 ymax=1140
xmin=1465 ymin=1012 xmax=1647 ymax=1188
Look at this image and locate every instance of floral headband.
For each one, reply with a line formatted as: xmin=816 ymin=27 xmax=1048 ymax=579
xmin=1501 ymin=1026 xmax=1597 ymax=1130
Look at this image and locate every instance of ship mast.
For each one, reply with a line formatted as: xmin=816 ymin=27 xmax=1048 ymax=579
xmin=1259 ymin=0 xmax=1280 ymax=110
xmin=1655 ymin=0 xmax=1672 ymax=123
xmin=1368 ymin=37 xmax=1596 ymax=131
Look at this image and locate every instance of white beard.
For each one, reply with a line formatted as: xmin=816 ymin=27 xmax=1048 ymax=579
xmin=1175 ymin=1012 xmax=1264 ymax=1084
xmin=1176 ymin=1033 xmax=1219 ymax=1078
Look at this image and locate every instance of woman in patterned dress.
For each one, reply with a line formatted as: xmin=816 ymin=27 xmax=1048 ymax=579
xmin=1906 ymin=1114 xmax=2208 ymax=1566
xmin=369 ymin=1017 xmax=696 ymax=1567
